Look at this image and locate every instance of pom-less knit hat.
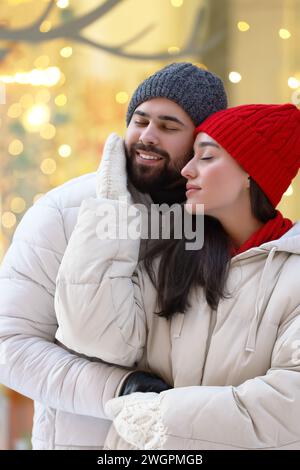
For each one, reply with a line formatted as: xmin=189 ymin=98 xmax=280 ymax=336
xmin=196 ymin=103 xmax=300 ymax=207
xmin=126 ymin=62 xmax=227 ymax=126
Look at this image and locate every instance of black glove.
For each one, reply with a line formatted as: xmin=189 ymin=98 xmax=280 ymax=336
xmin=119 ymin=371 xmax=172 ymax=396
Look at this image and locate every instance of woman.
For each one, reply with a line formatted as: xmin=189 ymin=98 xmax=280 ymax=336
xmin=55 ymin=103 xmax=300 ymax=449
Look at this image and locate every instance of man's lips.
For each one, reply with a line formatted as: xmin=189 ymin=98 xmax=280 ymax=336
xmin=136 ymin=150 xmax=164 ymax=164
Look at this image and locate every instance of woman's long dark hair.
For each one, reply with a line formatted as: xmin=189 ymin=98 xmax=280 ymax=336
xmin=143 ymin=179 xmax=277 ymax=318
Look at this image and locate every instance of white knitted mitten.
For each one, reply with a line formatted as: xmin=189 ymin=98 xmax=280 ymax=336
xmin=105 ymin=392 xmax=167 ymax=450
xmin=96 ymin=133 xmax=132 ymax=202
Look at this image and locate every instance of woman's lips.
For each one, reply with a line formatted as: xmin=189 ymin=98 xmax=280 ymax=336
xmin=186 ymin=188 xmax=200 ymax=197
xmin=186 ymin=184 xmax=201 ymax=197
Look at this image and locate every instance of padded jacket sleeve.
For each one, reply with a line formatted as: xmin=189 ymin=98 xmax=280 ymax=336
xmin=0 ymin=196 xmax=130 ymax=419
xmin=104 ymin=307 xmax=300 ymax=449
xmin=55 ymin=196 xmax=147 ymax=367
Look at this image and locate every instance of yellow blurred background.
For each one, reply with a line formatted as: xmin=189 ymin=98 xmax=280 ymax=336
xmin=0 ymin=0 xmax=299 ymax=449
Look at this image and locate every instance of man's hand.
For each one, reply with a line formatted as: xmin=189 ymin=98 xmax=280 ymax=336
xmin=119 ymin=371 xmax=172 ymax=396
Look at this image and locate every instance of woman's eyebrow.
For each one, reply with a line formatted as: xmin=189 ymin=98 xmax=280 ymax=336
xmin=197 ymin=141 xmax=220 ymax=149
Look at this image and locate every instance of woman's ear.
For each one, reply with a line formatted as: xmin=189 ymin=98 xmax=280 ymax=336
xmin=246 ymin=175 xmax=251 ymax=189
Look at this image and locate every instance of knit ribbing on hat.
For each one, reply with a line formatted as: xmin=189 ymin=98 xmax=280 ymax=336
xmin=126 ymin=62 xmax=227 ymax=126
xmin=197 ymin=104 xmax=300 ymax=207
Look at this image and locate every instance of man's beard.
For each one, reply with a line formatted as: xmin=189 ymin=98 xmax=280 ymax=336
xmin=125 ymin=142 xmax=190 ymax=194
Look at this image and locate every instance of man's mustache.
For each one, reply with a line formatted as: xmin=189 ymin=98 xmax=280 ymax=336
xmin=131 ymin=143 xmax=170 ymax=160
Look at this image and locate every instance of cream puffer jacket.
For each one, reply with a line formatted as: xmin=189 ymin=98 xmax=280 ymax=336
xmin=55 ymin=135 xmax=300 ymax=450
xmin=0 ymin=139 xmax=153 ymax=449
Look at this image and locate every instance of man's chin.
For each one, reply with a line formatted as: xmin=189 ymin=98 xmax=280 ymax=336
xmin=127 ymin=163 xmax=163 ymax=192
xmin=128 ymin=174 xmax=163 ymax=193
xmin=126 ymin=158 xmax=183 ymax=194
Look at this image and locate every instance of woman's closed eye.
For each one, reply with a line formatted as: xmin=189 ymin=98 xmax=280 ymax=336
xmin=193 ymin=150 xmax=215 ymax=161
xmin=198 ymin=155 xmax=214 ymax=161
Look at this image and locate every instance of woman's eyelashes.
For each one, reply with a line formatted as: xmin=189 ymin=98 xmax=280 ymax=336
xmin=193 ymin=153 xmax=214 ymax=161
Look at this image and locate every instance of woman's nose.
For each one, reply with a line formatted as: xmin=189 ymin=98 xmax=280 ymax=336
xmin=181 ymin=158 xmax=197 ymax=179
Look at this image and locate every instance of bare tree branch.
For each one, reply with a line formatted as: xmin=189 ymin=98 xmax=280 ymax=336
xmin=0 ymin=1 xmax=222 ymax=61
xmin=0 ymin=48 xmax=9 ymax=60
xmin=0 ymin=0 xmax=124 ymax=40
xmin=185 ymin=4 xmax=206 ymax=52
xmin=116 ymin=24 xmax=155 ymax=49
xmin=72 ymin=30 xmax=223 ymax=61
xmin=31 ymin=0 xmax=56 ymax=31
xmin=0 ymin=0 xmax=56 ymax=37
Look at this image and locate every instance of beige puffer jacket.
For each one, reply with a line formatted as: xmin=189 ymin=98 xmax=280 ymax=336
xmin=55 ymin=136 xmax=300 ymax=450
xmin=0 ymin=168 xmax=152 ymax=450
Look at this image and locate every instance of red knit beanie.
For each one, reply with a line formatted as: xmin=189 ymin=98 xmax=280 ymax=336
xmin=196 ymin=103 xmax=300 ymax=207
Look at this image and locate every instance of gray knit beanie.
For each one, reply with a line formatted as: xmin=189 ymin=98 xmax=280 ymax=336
xmin=126 ymin=62 xmax=227 ymax=127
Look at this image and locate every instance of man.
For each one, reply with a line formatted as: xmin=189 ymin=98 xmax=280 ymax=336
xmin=0 ymin=63 xmax=227 ymax=450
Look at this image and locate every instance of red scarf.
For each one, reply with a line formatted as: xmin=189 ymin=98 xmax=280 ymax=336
xmin=232 ymin=210 xmax=293 ymax=256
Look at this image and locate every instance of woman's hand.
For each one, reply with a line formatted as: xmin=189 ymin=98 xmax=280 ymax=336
xmin=105 ymin=392 xmax=167 ymax=450
xmin=96 ymin=133 xmax=132 ymax=202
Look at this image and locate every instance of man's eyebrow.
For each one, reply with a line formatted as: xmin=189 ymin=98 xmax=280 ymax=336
xmin=197 ymin=141 xmax=220 ymax=149
xmin=133 ymin=110 xmax=185 ymax=126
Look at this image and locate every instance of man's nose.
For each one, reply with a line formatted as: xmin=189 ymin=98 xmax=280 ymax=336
xmin=139 ymin=123 xmax=160 ymax=146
